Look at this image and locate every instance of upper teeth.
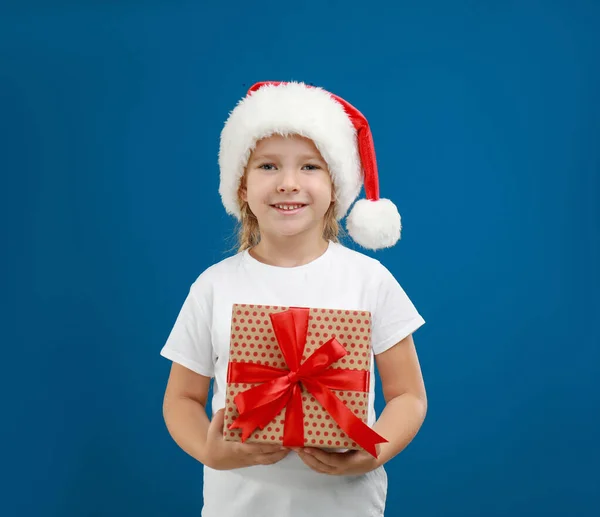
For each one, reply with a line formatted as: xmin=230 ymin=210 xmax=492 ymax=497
xmin=275 ymin=205 xmax=303 ymax=210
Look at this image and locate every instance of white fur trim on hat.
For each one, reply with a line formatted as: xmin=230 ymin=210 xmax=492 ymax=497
xmin=218 ymin=82 xmax=362 ymax=221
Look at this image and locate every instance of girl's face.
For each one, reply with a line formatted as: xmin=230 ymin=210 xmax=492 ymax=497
xmin=241 ymin=134 xmax=334 ymax=242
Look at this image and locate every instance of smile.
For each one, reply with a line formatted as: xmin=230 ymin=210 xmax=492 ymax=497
xmin=271 ymin=204 xmax=307 ymax=214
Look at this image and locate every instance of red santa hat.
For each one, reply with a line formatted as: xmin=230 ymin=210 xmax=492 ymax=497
xmin=218 ymin=81 xmax=401 ymax=250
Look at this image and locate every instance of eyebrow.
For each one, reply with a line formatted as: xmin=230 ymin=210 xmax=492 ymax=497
xmin=250 ymin=153 xmax=326 ymax=163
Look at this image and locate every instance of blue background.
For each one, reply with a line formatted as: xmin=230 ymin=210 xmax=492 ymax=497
xmin=2 ymin=1 xmax=598 ymax=516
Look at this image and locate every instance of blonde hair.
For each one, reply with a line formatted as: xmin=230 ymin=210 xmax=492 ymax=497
xmin=235 ymin=174 xmax=342 ymax=252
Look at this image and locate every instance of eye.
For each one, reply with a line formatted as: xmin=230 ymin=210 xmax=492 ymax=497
xmin=302 ymin=164 xmax=321 ymax=171
xmin=258 ymin=163 xmax=277 ymax=170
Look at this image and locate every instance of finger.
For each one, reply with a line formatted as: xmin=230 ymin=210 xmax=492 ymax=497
xmin=254 ymin=448 xmax=290 ymax=458
xmin=209 ymin=409 xmax=226 ymax=435
xmin=257 ymin=449 xmax=290 ymax=465
xmin=296 ymin=450 xmax=337 ymax=475
xmin=301 ymin=447 xmax=344 ymax=468
xmin=241 ymin=442 xmax=288 ymax=455
xmin=212 ymin=408 xmax=225 ymax=422
xmin=297 ymin=452 xmax=336 ymax=474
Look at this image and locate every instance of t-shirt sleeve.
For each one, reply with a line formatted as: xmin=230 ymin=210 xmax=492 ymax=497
xmin=160 ymin=287 xmax=215 ymax=377
xmin=371 ymin=263 xmax=426 ymax=355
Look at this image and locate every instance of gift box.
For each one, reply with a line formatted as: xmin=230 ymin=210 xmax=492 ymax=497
xmin=223 ymin=304 xmax=387 ymax=458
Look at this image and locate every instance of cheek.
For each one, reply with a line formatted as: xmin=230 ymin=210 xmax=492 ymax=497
xmin=311 ymin=177 xmax=334 ymax=202
xmin=244 ymin=181 xmax=271 ymax=207
xmin=319 ymin=172 xmax=334 ymax=195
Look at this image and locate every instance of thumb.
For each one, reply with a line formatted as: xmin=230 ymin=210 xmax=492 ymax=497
xmin=209 ymin=408 xmax=226 ymax=434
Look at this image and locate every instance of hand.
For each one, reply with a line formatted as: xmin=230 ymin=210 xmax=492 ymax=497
xmin=293 ymin=446 xmax=381 ymax=476
xmin=202 ymin=409 xmax=290 ymax=470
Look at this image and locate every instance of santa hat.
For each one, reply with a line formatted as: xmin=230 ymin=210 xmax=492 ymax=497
xmin=218 ymin=81 xmax=401 ymax=250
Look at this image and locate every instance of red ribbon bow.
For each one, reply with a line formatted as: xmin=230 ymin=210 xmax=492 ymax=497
xmin=227 ymin=307 xmax=387 ymax=458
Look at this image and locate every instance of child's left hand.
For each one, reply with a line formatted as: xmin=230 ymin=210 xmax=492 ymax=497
xmin=292 ymin=446 xmax=381 ymax=476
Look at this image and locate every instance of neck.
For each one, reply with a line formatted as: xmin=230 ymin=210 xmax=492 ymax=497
xmin=249 ymin=232 xmax=330 ymax=268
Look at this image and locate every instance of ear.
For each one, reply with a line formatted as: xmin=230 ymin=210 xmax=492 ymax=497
xmin=238 ymin=175 xmax=248 ymax=202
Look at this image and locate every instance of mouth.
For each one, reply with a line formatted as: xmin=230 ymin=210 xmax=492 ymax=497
xmin=270 ymin=203 xmax=307 ymax=215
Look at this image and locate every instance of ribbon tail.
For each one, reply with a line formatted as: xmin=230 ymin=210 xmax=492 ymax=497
xmin=303 ymin=379 xmax=388 ymax=458
xmin=229 ymin=391 xmax=291 ymax=442
xmin=282 ymin=383 xmax=304 ymax=448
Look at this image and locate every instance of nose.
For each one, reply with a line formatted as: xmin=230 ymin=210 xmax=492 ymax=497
xmin=277 ymin=169 xmax=300 ymax=193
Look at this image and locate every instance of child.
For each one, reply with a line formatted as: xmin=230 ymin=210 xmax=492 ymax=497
xmin=160 ymin=81 xmax=427 ymax=517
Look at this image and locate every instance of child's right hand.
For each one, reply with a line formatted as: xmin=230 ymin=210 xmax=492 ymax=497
xmin=202 ymin=409 xmax=290 ymax=470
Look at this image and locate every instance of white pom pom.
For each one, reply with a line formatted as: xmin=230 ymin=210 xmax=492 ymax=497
xmin=346 ymin=198 xmax=401 ymax=250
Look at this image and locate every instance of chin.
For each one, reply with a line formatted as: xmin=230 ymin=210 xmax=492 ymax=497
xmin=272 ymin=226 xmax=310 ymax=238
xmin=263 ymin=221 xmax=316 ymax=239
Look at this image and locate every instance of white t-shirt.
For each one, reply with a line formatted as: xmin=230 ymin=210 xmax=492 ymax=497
xmin=160 ymin=241 xmax=425 ymax=517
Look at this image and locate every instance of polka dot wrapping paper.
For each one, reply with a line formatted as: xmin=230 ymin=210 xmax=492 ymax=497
xmin=223 ymin=303 xmax=374 ymax=452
